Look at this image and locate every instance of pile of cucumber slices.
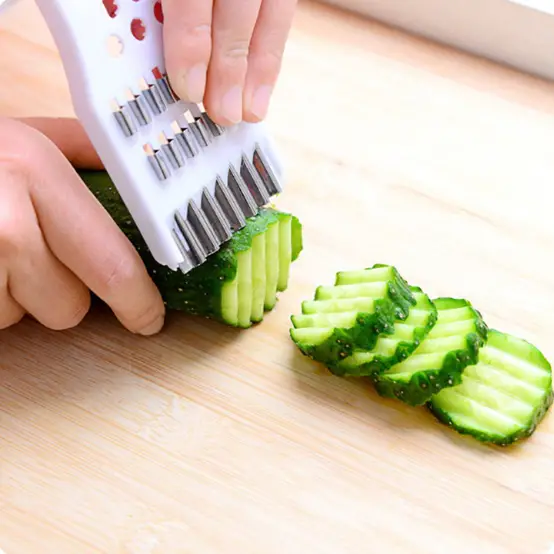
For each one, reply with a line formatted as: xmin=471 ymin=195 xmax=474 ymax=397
xmin=290 ymin=264 xmax=553 ymax=446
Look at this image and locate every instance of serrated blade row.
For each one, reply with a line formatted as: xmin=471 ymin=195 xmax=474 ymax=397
xmin=172 ymin=146 xmax=281 ymax=273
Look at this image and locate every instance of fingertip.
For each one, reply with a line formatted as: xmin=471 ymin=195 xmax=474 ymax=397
xmin=203 ymin=88 xmax=242 ymax=127
xmin=243 ymin=84 xmax=273 ymax=122
xmin=171 ymin=62 xmax=208 ymax=104
xmin=136 ymin=313 xmax=165 ymax=336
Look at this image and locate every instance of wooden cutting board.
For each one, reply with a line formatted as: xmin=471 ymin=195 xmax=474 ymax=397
xmin=1 ymin=1 xmax=554 ymax=553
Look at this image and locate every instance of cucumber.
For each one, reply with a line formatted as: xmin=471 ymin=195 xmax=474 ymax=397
xmin=289 ymin=264 xmax=417 ymax=368
xmin=79 ymin=170 xmax=303 ymax=328
xmin=373 ymin=298 xmax=487 ymax=406
xmin=428 ymin=329 xmax=553 ymax=446
xmin=330 ymin=286 xmax=437 ymax=377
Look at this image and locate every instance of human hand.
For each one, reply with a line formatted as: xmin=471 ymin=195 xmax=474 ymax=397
xmin=0 ymin=117 xmax=165 ymax=334
xmin=162 ymin=0 xmax=297 ymax=126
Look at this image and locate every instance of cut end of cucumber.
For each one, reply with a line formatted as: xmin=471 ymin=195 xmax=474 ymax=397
xmin=428 ymin=329 xmax=553 ymax=446
xmin=289 ymin=264 xmax=416 ymax=366
xmin=222 ymin=211 xmax=303 ymax=328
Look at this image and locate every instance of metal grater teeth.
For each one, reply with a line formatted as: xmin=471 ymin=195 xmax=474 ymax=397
xmin=148 ymin=150 xmax=171 ymax=180
xmin=128 ymin=94 xmax=151 ymax=126
xmin=228 ymin=164 xmax=258 ymax=218
xmin=171 ymin=228 xmax=195 ymax=273
xmin=240 ymin=154 xmax=271 ymax=205
xmin=201 ymin=113 xmax=224 ymax=137
xmin=196 ymin=117 xmax=213 ymax=144
xmin=161 ymin=142 xmax=184 ymax=170
xmin=214 ymin=176 xmax=246 ymax=231
xmin=142 ymin=85 xmax=166 ymax=115
xmin=201 ymin=187 xmax=233 ymax=243
xmin=188 ymin=118 xmax=211 ymax=148
xmin=174 ymin=211 xmax=206 ymax=265
xmin=197 ymin=102 xmax=224 ymax=137
xmin=113 ymin=106 xmax=136 ymax=137
xmin=186 ymin=200 xmax=220 ymax=255
xmin=174 ymin=128 xmax=199 ymax=158
xmin=252 ymin=145 xmax=282 ymax=195
xmin=158 ymin=75 xmax=177 ymax=104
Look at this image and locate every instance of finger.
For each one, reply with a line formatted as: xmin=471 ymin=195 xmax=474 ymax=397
xmin=15 ymin=117 xmax=103 ymax=170
xmin=162 ymin=0 xmax=213 ymax=103
xmin=0 ymin=169 xmax=90 ymax=330
xmin=203 ymin=0 xmax=263 ymax=125
xmin=243 ymin=0 xmax=297 ymax=122
xmin=1 ymin=120 xmax=166 ymax=335
xmin=0 ymin=271 xmax=24 ymax=330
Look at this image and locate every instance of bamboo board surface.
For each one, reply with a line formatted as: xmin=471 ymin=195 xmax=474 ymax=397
xmin=1 ymin=1 xmax=554 ymax=553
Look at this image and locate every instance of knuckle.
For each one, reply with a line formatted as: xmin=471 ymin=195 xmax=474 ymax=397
xmin=220 ymin=37 xmax=251 ymax=62
xmin=99 ymin=254 xmax=141 ymax=297
xmin=254 ymin=48 xmax=284 ymax=73
xmin=168 ymin=24 xmax=212 ymax=62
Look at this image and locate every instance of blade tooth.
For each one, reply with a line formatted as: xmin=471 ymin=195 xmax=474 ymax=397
xmin=252 ymin=144 xmax=282 ymax=195
xmin=152 ymin=80 xmax=170 ymax=108
xmin=128 ymin=94 xmax=151 ymax=126
xmin=169 ymin=140 xmax=186 ymax=167
xmin=158 ymin=75 xmax=177 ymax=104
xmin=196 ymin=117 xmax=212 ymax=144
xmin=113 ymin=107 xmax=136 ymax=137
xmin=201 ymin=113 xmax=224 ymax=137
xmin=174 ymin=128 xmax=199 ymax=158
xmin=161 ymin=143 xmax=184 ymax=170
xmin=186 ymin=200 xmax=220 ymax=256
xmin=142 ymin=86 xmax=165 ymax=115
xmin=240 ymin=153 xmax=271 ymax=206
xmin=227 ymin=164 xmax=258 ymax=218
xmin=175 ymin=211 xmax=206 ymax=265
xmin=189 ymin=120 xmax=210 ymax=148
xmin=214 ymin=176 xmax=246 ymax=231
xmin=171 ymin=228 xmax=195 ymax=274
xmin=148 ymin=151 xmax=171 ymax=180
xmin=201 ymin=187 xmax=233 ymax=243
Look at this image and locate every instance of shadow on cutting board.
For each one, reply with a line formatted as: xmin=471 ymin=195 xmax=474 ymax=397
xmin=286 ymin=348 xmax=524 ymax=456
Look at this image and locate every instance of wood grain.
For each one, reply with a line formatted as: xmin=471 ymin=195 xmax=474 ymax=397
xmin=1 ymin=1 xmax=554 ymax=553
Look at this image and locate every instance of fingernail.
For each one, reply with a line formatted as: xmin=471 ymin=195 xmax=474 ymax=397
xmin=137 ymin=314 xmax=165 ymax=336
xmin=221 ymin=86 xmax=243 ymax=124
xmin=249 ymin=85 xmax=273 ymax=120
xmin=179 ymin=63 xmax=207 ymax=103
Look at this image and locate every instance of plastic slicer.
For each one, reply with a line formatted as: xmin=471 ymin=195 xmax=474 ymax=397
xmin=33 ymin=0 xmax=284 ymax=273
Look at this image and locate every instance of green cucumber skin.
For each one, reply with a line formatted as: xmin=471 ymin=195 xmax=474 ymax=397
xmin=329 ymin=286 xmax=438 ymax=378
xmin=427 ymin=329 xmax=554 ymax=446
xmin=290 ymin=264 xmax=416 ymax=367
xmin=373 ymin=298 xmax=488 ymax=407
xmin=79 ymin=170 xmax=302 ymax=327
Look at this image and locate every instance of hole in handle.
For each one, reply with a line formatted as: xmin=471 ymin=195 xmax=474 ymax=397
xmin=106 ymin=35 xmax=124 ymax=57
xmin=102 ymin=0 xmax=118 ymax=18
xmin=131 ymin=18 xmax=146 ymax=41
xmin=154 ymin=1 xmax=164 ymax=23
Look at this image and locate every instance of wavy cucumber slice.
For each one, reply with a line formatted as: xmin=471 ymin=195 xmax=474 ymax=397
xmin=428 ymin=329 xmax=553 ymax=446
xmin=329 ymin=286 xmax=437 ymax=377
xmin=373 ymin=298 xmax=488 ymax=406
xmin=289 ymin=264 xmax=416 ymax=367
